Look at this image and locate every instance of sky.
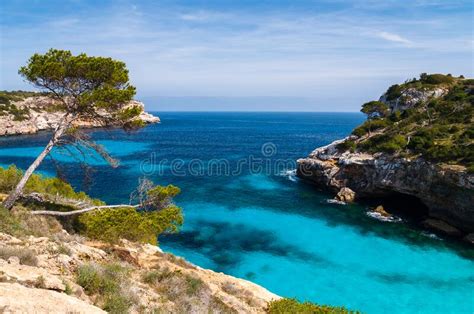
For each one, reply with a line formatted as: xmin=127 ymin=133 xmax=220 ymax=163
xmin=0 ymin=0 xmax=473 ymax=111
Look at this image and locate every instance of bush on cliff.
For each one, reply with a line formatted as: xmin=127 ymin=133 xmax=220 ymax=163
xmin=0 ymin=166 xmax=184 ymax=244
xmin=350 ymin=74 xmax=473 ymax=171
xmin=77 ymin=183 xmax=183 ymax=244
xmin=0 ymin=165 xmax=101 ymax=204
xmin=267 ymin=298 xmax=358 ymax=314
xmin=77 ymin=204 xmax=183 ymax=244
xmin=77 ymin=263 xmax=136 ymax=313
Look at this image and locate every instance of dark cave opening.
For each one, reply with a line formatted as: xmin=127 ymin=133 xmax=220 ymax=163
xmin=361 ymin=192 xmax=430 ymax=222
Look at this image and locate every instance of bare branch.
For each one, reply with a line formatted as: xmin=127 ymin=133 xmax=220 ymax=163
xmin=31 ymin=204 xmax=139 ymax=216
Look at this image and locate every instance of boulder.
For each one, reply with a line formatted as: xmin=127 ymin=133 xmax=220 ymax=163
xmin=374 ymin=205 xmax=391 ymax=217
xmin=335 ymin=187 xmax=356 ymax=203
xmin=422 ymin=218 xmax=462 ymax=237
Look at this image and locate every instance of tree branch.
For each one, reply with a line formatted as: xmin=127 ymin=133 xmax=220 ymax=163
xmin=31 ymin=204 xmax=139 ymax=216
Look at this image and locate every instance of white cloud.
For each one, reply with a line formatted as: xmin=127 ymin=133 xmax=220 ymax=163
xmin=1 ymin=3 xmax=472 ymax=110
xmin=376 ymin=31 xmax=412 ymax=45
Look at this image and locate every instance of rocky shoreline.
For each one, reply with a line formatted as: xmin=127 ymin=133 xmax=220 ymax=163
xmin=296 ymin=75 xmax=474 ymax=244
xmin=0 ymin=230 xmax=279 ymax=313
xmin=0 ymin=96 xmax=159 ymax=136
xmin=296 ymin=138 xmax=474 ymax=243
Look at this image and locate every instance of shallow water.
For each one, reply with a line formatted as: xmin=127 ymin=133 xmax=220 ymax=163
xmin=1 ymin=112 xmax=473 ymax=313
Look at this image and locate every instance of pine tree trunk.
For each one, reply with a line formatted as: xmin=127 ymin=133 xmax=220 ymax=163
xmin=2 ymin=120 xmax=69 ymax=210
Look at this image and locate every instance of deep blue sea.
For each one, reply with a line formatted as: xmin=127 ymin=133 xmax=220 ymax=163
xmin=0 ymin=112 xmax=473 ymax=313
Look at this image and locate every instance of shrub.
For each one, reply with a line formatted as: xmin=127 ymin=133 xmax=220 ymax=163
xmin=385 ymin=84 xmax=403 ymax=101
xmin=34 ymin=275 xmax=47 ymax=288
xmin=378 ymin=134 xmax=407 ymax=153
xmin=76 ymin=263 xmax=135 ymax=314
xmin=0 ymin=247 xmax=38 ymax=266
xmin=185 ymin=275 xmax=204 ymax=296
xmin=0 ymin=165 xmax=101 ymax=205
xmin=359 ymin=134 xmax=407 ymax=154
xmin=0 ymin=205 xmax=25 ymax=236
xmin=361 ymin=101 xmax=389 ymax=118
xmin=336 ymin=140 xmax=356 ymax=152
xmin=419 ymin=73 xmax=454 ymax=85
xmin=267 ymin=298 xmax=358 ymax=314
xmin=77 ymin=204 xmax=183 ymax=244
xmin=141 ymin=270 xmax=162 ymax=284
xmin=77 ymin=182 xmax=183 ymax=244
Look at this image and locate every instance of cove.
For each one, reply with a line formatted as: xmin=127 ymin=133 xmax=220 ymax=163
xmin=0 ymin=112 xmax=473 ymax=313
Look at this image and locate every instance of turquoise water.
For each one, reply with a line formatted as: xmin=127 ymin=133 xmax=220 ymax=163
xmin=0 ymin=112 xmax=472 ymax=313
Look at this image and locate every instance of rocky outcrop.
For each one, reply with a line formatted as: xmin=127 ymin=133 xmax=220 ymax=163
xmin=379 ymin=87 xmax=448 ymax=111
xmin=0 ymin=232 xmax=279 ymax=313
xmin=296 ymin=140 xmax=474 ymax=235
xmin=0 ymin=96 xmax=159 ymax=136
xmin=0 ymin=283 xmax=106 ymax=314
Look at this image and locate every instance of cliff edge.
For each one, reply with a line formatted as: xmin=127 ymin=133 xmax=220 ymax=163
xmin=297 ymin=74 xmax=474 ymax=240
xmin=0 ymin=92 xmax=159 ymax=136
xmin=0 ymin=230 xmax=279 ymax=313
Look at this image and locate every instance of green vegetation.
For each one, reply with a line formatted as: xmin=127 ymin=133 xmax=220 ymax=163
xmin=0 ymin=205 xmax=25 ymax=236
xmin=267 ymin=298 xmax=358 ymax=314
xmin=76 ymin=263 xmax=136 ymax=313
xmin=77 ymin=183 xmax=183 ymax=244
xmin=361 ymin=101 xmax=389 ymax=119
xmin=3 ymin=49 xmax=144 ymax=210
xmin=0 ymin=165 xmax=101 ymax=205
xmin=0 ymin=91 xmax=33 ymax=121
xmin=77 ymin=204 xmax=183 ymax=245
xmin=343 ymin=74 xmax=473 ymax=171
xmin=0 ymin=165 xmax=183 ymax=245
xmin=185 ymin=275 xmax=204 ymax=296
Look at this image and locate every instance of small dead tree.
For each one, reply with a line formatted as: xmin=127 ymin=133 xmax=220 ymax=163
xmin=3 ymin=49 xmax=145 ymax=209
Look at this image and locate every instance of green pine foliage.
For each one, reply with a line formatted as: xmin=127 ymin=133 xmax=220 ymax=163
xmin=343 ymin=74 xmax=473 ymax=171
xmin=77 ymin=204 xmax=183 ymax=245
xmin=0 ymin=165 xmax=100 ymax=203
xmin=77 ymin=184 xmax=183 ymax=244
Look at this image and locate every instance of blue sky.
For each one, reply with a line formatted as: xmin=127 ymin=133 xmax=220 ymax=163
xmin=0 ymin=0 xmax=473 ymax=111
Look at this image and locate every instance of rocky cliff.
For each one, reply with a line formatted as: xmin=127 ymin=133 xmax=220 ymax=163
xmin=0 ymin=230 xmax=279 ymax=313
xmin=0 ymin=95 xmax=159 ymax=136
xmin=297 ymin=139 xmax=474 ymax=235
xmin=297 ymin=74 xmax=474 ymax=241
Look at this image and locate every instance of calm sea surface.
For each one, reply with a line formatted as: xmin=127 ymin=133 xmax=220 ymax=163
xmin=0 ymin=112 xmax=473 ymax=313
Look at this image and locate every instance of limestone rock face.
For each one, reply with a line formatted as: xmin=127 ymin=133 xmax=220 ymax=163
xmin=0 ymin=283 xmax=106 ymax=314
xmin=297 ymin=139 xmax=474 ymax=235
xmin=379 ymin=87 xmax=448 ymax=112
xmin=0 ymin=96 xmax=159 ymax=136
xmin=0 ymin=232 xmax=279 ymax=313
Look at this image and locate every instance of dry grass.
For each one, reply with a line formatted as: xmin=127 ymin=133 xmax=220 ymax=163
xmin=0 ymin=247 xmax=38 ymax=266
xmin=76 ymin=262 xmax=137 ymax=314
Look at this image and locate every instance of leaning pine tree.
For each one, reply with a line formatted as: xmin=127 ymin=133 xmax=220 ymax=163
xmin=2 ymin=49 xmax=145 ymax=209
